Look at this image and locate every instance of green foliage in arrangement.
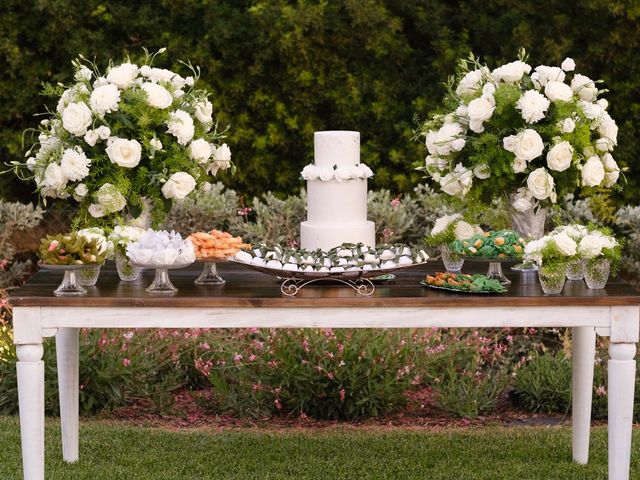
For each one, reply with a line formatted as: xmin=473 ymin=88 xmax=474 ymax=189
xmin=37 ymin=232 xmax=106 ymax=265
xmin=1 ymin=1 xmax=639 ymax=205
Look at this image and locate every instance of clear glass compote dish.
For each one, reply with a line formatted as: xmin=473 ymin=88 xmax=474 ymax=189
xmin=39 ymin=263 xmax=101 ymax=296
xmin=132 ymin=261 xmax=194 ymax=294
xmin=194 ymin=258 xmax=227 ymax=286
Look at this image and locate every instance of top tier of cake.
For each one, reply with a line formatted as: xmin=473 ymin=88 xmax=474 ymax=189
xmin=314 ymin=131 xmax=360 ymax=168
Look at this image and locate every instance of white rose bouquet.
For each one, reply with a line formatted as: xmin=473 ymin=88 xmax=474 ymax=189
xmin=424 ymin=213 xmax=483 ymax=248
xmin=416 ymin=50 xmax=622 ymax=213
xmin=15 ymin=48 xmax=234 ymax=228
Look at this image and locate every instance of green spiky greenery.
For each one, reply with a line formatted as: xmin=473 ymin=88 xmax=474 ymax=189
xmin=13 ymin=49 xmax=231 ymax=230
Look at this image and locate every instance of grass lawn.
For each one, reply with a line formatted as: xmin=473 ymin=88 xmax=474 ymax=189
xmin=0 ymin=416 xmax=638 ymax=479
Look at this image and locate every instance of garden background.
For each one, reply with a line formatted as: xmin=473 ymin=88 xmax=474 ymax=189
xmin=1 ymin=0 xmax=640 ymax=443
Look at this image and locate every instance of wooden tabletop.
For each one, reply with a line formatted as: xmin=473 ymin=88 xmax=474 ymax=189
xmin=8 ymin=261 xmax=640 ymax=308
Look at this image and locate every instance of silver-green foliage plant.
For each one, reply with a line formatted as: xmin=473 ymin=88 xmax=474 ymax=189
xmin=242 ymin=191 xmax=306 ymax=247
xmin=163 ymin=182 xmax=245 ymax=235
xmin=615 ymin=205 xmax=640 ymax=287
xmin=0 ymin=201 xmax=43 ymax=288
xmin=367 ymin=190 xmax=415 ymax=245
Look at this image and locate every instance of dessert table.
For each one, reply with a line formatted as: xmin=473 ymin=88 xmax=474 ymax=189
xmin=9 ymin=262 xmax=640 ymax=480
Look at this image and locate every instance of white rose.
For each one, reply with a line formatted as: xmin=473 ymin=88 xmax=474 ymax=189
xmin=581 ymin=156 xmax=605 ymax=187
xmin=96 ymin=183 xmax=126 ymax=212
xmin=482 ymin=83 xmax=496 ymax=96
xmin=93 ymin=77 xmax=109 ymax=88
xmin=491 ymin=60 xmax=531 ymax=83
xmin=74 ymin=183 xmax=88 ymax=198
xmin=89 ymin=84 xmax=121 ymax=116
xmin=88 ymin=204 xmax=106 ymax=218
xmin=560 ymin=118 xmax=575 ymax=133
xmin=597 ymin=98 xmax=608 ymax=110
xmin=96 ymin=126 xmax=111 ymax=140
xmin=60 ymin=148 xmax=90 ymax=181
xmin=357 ymin=163 xmax=374 ymax=178
xmin=188 ymin=139 xmax=212 ymax=163
xmin=433 ymin=123 xmax=466 ymax=155
xmin=546 ymin=141 xmax=573 ymax=172
xmin=598 ymin=115 xmax=618 ymax=145
xmin=161 ymin=172 xmax=197 ymax=199
xmin=75 ymin=66 xmax=93 ymax=82
xmin=194 ymin=100 xmax=213 ymax=124
xmin=106 ymin=138 xmax=142 ymax=168
xmin=43 ymin=163 xmax=67 ymax=190
xmin=578 ymin=234 xmax=604 ymax=258
xmin=473 ymin=163 xmax=491 ymax=179
xmin=455 ymin=68 xmax=486 ymax=96
xmin=544 ymin=81 xmax=573 ymax=102
xmin=531 ymin=65 xmax=565 ymax=89
xmin=84 ymin=129 xmax=99 ymax=147
xmin=571 ymin=74 xmax=598 ymax=101
xmin=150 ymin=138 xmax=163 ymax=151
xmin=214 ymin=143 xmax=232 ymax=162
xmin=166 ymin=110 xmax=195 ymax=145
xmin=511 ymin=129 xmax=544 ymax=162
xmin=431 ymin=214 xmax=461 ymax=236
xmin=301 ymin=164 xmax=320 ymax=180
xmin=502 ymin=135 xmax=518 ymax=153
xmin=141 ymin=82 xmax=173 ymax=109
xmin=467 ymin=96 xmax=494 ymax=131
xmin=596 ymin=138 xmax=613 ymax=152
xmin=516 ymin=90 xmax=550 ymax=123
xmin=26 ymin=157 xmax=36 ymax=171
xmin=512 ymin=157 xmax=527 ymax=173
xmin=454 ymin=221 xmax=475 ymax=240
xmin=106 ymin=63 xmax=138 ymax=89
xmin=512 ymin=197 xmax=533 ymax=212
xmin=602 ymin=153 xmax=618 ymax=172
xmin=440 ymin=163 xmax=472 ymax=197
xmin=318 ymin=168 xmax=335 ymax=182
xmin=455 ymin=105 xmax=468 ymax=118
xmin=185 ymin=76 xmax=195 ymax=87
xmin=62 ymin=102 xmax=92 ymax=136
xmin=603 ymin=169 xmax=620 ymax=187
xmin=526 ymin=167 xmax=555 ymax=200
xmin=578 ymin=100 xmax=604 ymax=120
xmin=561 ymin=58 xmax=576 ymax=72
xmin=553 ymin=232 xmax=577 ymax=256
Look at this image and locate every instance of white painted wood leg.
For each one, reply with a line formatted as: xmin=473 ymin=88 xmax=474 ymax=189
xmin=16 ymin=343 xmax=45 ymax=480
xmin=608 ymin=342 xmax=636 ymax=480
xmin=571 ymin=326 xmax=596 ymax=464
xmin=56 ymin=328 xmax=79 ymax=463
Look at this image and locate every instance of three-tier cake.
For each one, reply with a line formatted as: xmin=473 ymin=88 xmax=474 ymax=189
xmin=300 ymin=131 xmax=375 ymax=250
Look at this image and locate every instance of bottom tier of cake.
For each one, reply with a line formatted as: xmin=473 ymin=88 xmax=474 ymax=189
xmin=300 ymin=220 xmax=375 ymax=251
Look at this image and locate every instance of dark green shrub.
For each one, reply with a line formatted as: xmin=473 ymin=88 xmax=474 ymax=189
xmin=513 ymin=352 xmax=572 ymax=413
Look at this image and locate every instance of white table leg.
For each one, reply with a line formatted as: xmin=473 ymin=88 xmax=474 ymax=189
xmin=16 ymin=343 xmax=45 ymax=480
xmin=56 ymin=328 xmax=79 ymax=463
xmin=608 ymin=342 xmax=636 ymax=480
xmin=571 ymin=326 xmax=596 ymax=464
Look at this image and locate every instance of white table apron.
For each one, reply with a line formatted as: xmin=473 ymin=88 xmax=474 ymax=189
xmin=13 ymin=304 xmax=639 ymax=480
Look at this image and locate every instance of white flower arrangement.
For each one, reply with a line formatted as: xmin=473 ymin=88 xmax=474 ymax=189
xmin=425 ymin=213 xmax=483 ymax=247
xmin=126 ymin=229 xmax=195 ymax=267
xmin=416 ymin=50 xmax=622 ymax=212
xmin=107 ymin=225 xmax=145 ymax=255
xmin=300 ymin=163 xmax=374 ymax=182
xmin=16 ymin=48 xmax=234 ymax=228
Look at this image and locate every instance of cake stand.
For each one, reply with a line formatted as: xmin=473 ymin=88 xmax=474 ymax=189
xmin=463 ymin=257 xmax=519 ymax=285
xmin=194 ymin=257 xmax=228 ymax=286
xmin=38 ymin=263 xmax=97 ymax=296
xmin=133 ymin=261 xmax=194 ymax=294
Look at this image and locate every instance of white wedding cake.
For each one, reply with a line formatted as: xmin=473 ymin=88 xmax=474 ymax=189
xmin=300 ymin=131 xmax=375 ymax=251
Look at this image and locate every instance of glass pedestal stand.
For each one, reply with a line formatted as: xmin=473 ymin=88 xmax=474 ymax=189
xmin=147 ymin=267 xmax=178 ymax=294
xmin=195 ymin=260 xmax=226 ymax=286
xmin=39 ymin=264 xmax=94 ymax=296
xmin=486 ymin=261 xmax=511 ymax=285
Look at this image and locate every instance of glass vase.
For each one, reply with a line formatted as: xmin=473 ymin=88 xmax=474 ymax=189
xmin=566 ymin=259 xmax=586 ymax=281
xmin=441 ymin=245 xmax=464 ymax=272
xmin=584 ymin=258 xmax=610 ymax=290
xmin=115 ymin=250 xmax=141 ymax=282
xmin=538 ymin=264 xmax=566 ymax=295
xmin=509 ymin=201 xmax=547 ymax=240
xmin=78 ymin=264 xmax=101 ymax=287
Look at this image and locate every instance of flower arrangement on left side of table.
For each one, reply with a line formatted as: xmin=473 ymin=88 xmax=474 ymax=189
xmin=424 ymin=213 xmax=483 ymax=271
xmin=415 ymin=49 xmax=622 ymax=214
xmin=14 ymin=48 xmax=234 ymax=229
xmin=38 ymin=232 xmax=108 ymax=266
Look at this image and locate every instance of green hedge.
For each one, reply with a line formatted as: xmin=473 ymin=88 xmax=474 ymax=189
xmin=1 ymin=0 xmax=639 ymax=202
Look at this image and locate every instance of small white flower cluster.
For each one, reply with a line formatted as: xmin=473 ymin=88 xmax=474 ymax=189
xmin=524 ymin=224 xmax=617 ymax=266
xmin=300 ymin=163 xmax=374 ymax=182
xmin=24 ymin=51 xmax=232 ymax=223
xmin=108 ymin=225 xmax=145 ymax=250
xmin=76 ymin=227 xmax=111 ymax=255
xmin=421 ymin=54 xmax=620 ymax=209
xmin=126 ymin=229 xmax=196 ymax=267
xmin=234 ymin=243 xmax=429 ymax=273
xmin=430 ymin=213 xmax=483 ymax=241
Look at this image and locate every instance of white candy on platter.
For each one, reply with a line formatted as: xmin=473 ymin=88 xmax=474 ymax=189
xmin=379 ymin=249 xmax=396 ymax=260
xmin=318 ymin=266 xmax=330 ymax=272
xmin=303 ymin=265 xmax=314 ymax=272
xmin=397 ymin=246 xmax=412 ymax=256
xmin=251 ymin=257 xmax=266 ymax=267
xmin=322 ymin=258 xmax=332 ymax=267
xmin=235 ymin=250 xmax=253 ymax=263
xmin=265 ymin=251 xmax=279 ymax=260
xmin=301 ymin=255 xmax=315 ymax=265
xmin=362 ymin=264 xmax=373 ymax=271
xmin=414 ymin=250 xmax=430 ymax=262
xmin=346 ymin=266 xmax=360 ymax=271
xmin=330 ymin=266 xmax=345 ymax=272
xmin=253 ymin=249 xmax=263 ymax=258
xmin=381 ymin=260 xmax=397 ymax=269
xmin=398 ymin=256 xmax=413 ymax=265
xmin=283 ymin=255 xmax=298 ymax=265
xmin=363 ymin=253 xmax=380 ymax=264
xmin=337 ymin=258 xmax=348 ymax=266
xmin=282 ymin=263 xmax=299 ymax=271
xmin=266 ymin=260 xmax=283 ymax=269
xmin=337 ymin=249 xmax=353 ymax=257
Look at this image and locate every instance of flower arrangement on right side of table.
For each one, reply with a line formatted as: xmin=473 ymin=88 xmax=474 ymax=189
xmin=415 ymin=49 xmax=622 ymax=213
